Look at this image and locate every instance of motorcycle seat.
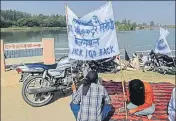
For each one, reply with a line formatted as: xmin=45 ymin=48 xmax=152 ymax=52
xmin=43 ymin=64 xmax=58 ymax=69
xmin=26 ymin=63 xmax=57 ymax=70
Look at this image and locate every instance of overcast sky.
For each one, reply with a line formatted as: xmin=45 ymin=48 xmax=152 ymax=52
xmin=1 ymin=1 xmax=175 ymax=25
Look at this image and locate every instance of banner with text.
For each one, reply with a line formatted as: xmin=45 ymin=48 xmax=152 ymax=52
xmin=66 ymin=2 xmax=120 ymax=60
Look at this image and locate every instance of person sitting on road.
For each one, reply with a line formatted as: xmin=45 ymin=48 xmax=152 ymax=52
xmin=168 ymin=88 xmax=175 ymax=121
xmin=125 ymin=79 xmax=155 ymax=119
xmin=70 ymin=70 xmax=112 ymax=121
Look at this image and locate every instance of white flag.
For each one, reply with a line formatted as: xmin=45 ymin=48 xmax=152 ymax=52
xmin=159 ymin=27 xmax=169 ymax=38
xmin=154 ymin=27 xmax=171 ymax=54
xmin=66 ymin=2 xmax=120 ymax=60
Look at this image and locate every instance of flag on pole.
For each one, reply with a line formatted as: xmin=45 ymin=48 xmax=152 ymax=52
xmin=124 ymin=49 xmax=130 ymax=61
xmin=154 ymin=27 xmax=171 ymax=54
xmin=159 ymin=26 xmax=170 ymax=38
xmin=66 ymin=2 xmax=120 ymax=60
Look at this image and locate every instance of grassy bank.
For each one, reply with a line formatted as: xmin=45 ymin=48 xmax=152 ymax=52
xmin=1 ymin=27 xmax=67 ymax=32
xmin=1 ymin=27 xmax=137 ymax=32
xmin=1 ymin=26 xmax=175 ymax=32
xmin=99 ymin=70 xmax=175 ymax=84
xmin=2 ymin=27 xmax=136 ymax=32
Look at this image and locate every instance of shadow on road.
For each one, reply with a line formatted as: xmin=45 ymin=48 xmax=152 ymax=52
xmin=49 ymin=89 xmax=73 ymax=104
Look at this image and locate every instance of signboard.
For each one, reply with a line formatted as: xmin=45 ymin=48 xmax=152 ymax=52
xmin=4 ymin=42 xmax=43 ymax=50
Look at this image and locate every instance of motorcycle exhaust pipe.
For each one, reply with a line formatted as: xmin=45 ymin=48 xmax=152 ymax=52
xmin=27 ymin=86 xmax=67 ymax=94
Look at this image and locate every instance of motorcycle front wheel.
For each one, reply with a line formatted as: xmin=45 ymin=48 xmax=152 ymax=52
xmin=22 ymin=75 xmax=54 ymax=107
xmin=142 ymin=61 xmax=154 ymax=72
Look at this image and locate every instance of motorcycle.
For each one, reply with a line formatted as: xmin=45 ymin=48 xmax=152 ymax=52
xmin=142 ymin=50 xmax=176 ymax=74
xmin=16 ymin=56 xmax=79 ymax=83
xmin=16 ymin=63 xmax=57 ymax=82
xmin=17 ymin=57 xmax=85 ymax=107
xmin=87 ymin=56 xmax=119 ymax=73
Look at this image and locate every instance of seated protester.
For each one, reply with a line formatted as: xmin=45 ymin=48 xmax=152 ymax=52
xmin=115 ymin=55 xmax=127 ymax=71
xmin=126 ymin=79 xmax=155 ymax=119
xmin=168 ymin=88 xmax=175 ymax=121
xmin=70 ymin=70 xmax=112 ymax=121
xmin=129 ymin=53 xmax=140 ymax=70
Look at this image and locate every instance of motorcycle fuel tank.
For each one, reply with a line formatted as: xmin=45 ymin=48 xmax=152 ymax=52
xmin=48 ymin=69 xmax=65 ymax=77
xmin=56 ymin=57 xmax=77 ymax=69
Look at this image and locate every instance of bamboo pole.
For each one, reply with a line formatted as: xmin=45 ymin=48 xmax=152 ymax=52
xmin=118 ymin=55 xmax=128 ymax=120
xmin=65 ymin=4 xmax=69 ymax=36
xmin=65 ymin=4 xmax=74 ymax=85
xmin=170 ymin=51 xmax=176 ymax=67
xmin=110 ymin=0 xmax=128 ymax=118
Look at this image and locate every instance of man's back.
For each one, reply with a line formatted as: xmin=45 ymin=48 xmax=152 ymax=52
xmin=143 ymin=82 xmax=155 ymax=102
xmin=72 ymin=83 xmax=111 ymax=121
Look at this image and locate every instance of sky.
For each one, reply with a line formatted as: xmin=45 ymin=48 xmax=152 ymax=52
xmin=1 ymin=1 xmax=175 ymax=25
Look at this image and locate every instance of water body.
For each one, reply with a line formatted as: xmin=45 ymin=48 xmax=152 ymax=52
xmin=1 ymin=28 xmax=175 ymax=58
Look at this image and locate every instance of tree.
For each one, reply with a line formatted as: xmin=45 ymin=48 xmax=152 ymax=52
xmin=142 ymin=23 xmax=147 ymax=26
xmin=127 ymin=20 xmax=131 ymax=25
xmin=43 ymin=18 xmax=50 ymax=27
xmin=115 ymin=21 xmax=120 ymax=26
xmin=121 ymin=19 xmax=127 ymax=25
xmin=150 ymin=21 xmax=155 ymax=26
xmin=132 ymin=22 xmax=137 ymax=26
xmin=0 ymin=9 xmax=66 ymax=28
xmin=17 ymin=18 xmax=28 ymax=27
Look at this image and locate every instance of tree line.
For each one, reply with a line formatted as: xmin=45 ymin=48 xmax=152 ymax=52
xmin=115 ymin=19 xmax=137 ymax=31
xmin=1 ymin=10 xmax=66 ymax=28
xmin=1 ymin=9 xmax=160 ymax=30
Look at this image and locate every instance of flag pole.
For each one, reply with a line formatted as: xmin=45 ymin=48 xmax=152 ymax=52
xmin=110 ymin=0 xmax=128 ymax=119
xmin=65 ymin=4 xmax=69 ymax=36
xmin=118 ymin=54 xmax=128 ymax=120
xmin=65 ymin=4 xmax=74 ymax=85
xmin=170 ymin=50 xmax=176 ymax=67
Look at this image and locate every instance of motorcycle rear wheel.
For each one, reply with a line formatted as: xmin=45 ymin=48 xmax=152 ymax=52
xmin=22 ymin=75 xmax=54 ymax=107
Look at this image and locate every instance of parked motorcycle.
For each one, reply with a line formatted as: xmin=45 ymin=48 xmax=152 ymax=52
xmin=17 ymin=57 xmax=85 ymax=107
xmin=16 ymin=63 xmax=57 ymax=82
xmin=142 ymin=50 xmax=176 ymax=75
xmin=87 ymin=56 xmax=119 ymax=73
xmin=16 ymin=56 xmax=80 ymax=83
xmin=54 ymin=56 xmax=119 ymax=73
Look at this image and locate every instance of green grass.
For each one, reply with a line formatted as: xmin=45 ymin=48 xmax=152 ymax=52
xmin=99 ymin=70 xmax=175 ymax=84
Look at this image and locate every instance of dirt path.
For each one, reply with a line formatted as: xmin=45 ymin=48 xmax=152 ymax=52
xmin=1 ymin=84 xmax=75 ymax=121
xmin=1 ymin=70 xmax=175 ymax=121
xmin=1 ymin=71 xmax=75 ymax=121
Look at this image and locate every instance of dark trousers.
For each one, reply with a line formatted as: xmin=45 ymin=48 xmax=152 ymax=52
xmin=70 ymin=102 xmax=112 ymax=120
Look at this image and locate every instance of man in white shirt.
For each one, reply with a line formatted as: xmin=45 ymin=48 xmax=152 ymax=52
xmin=168 ymin=88 xmax=175 ymax=121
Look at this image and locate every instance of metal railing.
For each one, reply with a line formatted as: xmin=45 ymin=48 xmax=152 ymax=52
xmin=4 ymin=48 xmax=43 ymax=58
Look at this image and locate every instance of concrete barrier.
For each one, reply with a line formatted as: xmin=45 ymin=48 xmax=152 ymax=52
xmin=42 ymin=38 xmax=55 ymax=64
xmin=1 ymin=40 xmax=5 ymax=73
